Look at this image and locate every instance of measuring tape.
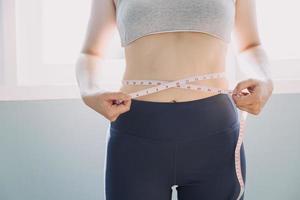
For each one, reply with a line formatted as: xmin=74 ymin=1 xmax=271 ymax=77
xmin=119 ymin=72 xmax=247 ymax=200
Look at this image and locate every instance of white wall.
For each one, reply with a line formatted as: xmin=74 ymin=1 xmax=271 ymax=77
xmin=0 ymin=0 xmax=5 ymax=84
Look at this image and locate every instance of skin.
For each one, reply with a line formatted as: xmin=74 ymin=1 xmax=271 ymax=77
xmin=80 ymin=0 xmax=273 ymax=122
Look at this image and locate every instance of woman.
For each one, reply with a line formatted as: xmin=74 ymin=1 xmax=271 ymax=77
xmin=75 ymin=0 xmax=274 ymax=199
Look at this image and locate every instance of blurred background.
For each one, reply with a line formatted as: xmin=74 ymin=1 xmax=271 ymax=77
xmin=0 ymin=0 xmax=299 ymax=199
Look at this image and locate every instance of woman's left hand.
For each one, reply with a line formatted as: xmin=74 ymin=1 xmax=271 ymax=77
xmin=232 ymin=78 xmax=274 ymax=115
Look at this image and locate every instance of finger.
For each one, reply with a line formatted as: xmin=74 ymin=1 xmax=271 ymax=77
xmin=237 ymin=104 xmax=260 ymax=115
xmin=232 ymin=92 xmax=258 ymax=106
xmin=106 ymin=103 xmax=130 ymax=120
xmin=111 ymin=99 xmax=131 ymax=113
xmin=113 ymin=98 xmax=132 ymax=106
xmin=233 ymin=79 xmax=257 ymax=95
xmin=235 ymin=100 xmax=254 ymax=108
xmin=109 ymin=107 xmax=130 ymax=120
xmin=238 ymin=104 xmax=253 ymax=113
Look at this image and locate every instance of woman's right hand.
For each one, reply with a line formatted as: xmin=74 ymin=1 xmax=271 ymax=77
xmin=82 ymin=91 xmax=132 ymax=122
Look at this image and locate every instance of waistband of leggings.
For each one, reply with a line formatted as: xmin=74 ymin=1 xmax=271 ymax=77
xmin=110 ymin=93 xmax=239 ymax=141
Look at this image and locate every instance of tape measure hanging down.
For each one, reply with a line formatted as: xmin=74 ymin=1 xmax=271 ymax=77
xmin=119 ymin=72 xmax=247 ymax=200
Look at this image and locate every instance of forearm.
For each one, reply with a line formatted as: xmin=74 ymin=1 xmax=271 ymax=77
xmin=75 ymin=53 xmax=109 ymax=97
xmin=236 ymin=45 xmax=273 ymax=84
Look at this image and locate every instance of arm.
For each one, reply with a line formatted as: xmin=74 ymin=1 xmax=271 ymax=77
xmin=231 ymin=0 xmax=274 ymax=115
xmin=75 ymin=0 xmax=117 ymax=97
xmin=233 ymin=0 xmax=272 ymax=82
xmin=75 ymin=0 xmax=131 ymax=121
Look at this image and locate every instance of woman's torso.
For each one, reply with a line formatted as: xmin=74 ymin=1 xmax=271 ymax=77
xmin=119 ymin=31 xmax=230 ymax=102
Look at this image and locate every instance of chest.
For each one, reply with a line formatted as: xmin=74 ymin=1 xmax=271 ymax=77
xmin=115 ymin=0 xmax=235 ymax=21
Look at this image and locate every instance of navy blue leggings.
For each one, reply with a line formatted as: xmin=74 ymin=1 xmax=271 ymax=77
xmin=104 ymin=93 xmax=246 ymax=200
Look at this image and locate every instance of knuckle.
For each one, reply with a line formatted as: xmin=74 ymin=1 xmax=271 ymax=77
xmin=237 ymin=105 xmax=244 ymax=110
xmin=106 ymin=112 xmax=115 ymax=119
xmin=253 ymin=99 xmax=260 ymax=108
xmin=255 ymin=104 xmax=261 ymax=111
xmin=125 ymin=104 xmax=131 ymax=111
xmin=108 ymin=117 xmax=114 ymax=122
xmin=109 ymin=115 xmax=118 ymax=122
xmin=110 ymin=116 xmax=118 ymax=122
xmin=257 ymin=107 xmax=262 ymax=113
xmin=120 ymin=107 xmax=130 ymax=114
xmin=253 ymin=108 xmax=260 ymax=115
xmin=235 ymin=100 xmax=241 ymax=106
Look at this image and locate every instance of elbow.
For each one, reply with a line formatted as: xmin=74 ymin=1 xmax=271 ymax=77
xmin=238 ymin=41 xmax=263 ymax=54
xmin=80 ymin=49 xmax=104 ymax=58
xmin=80 ymin=42 xmax=106 ymax=58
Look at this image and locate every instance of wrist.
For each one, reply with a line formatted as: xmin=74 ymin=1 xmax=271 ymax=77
xmin=75 ymin=52 xmax=109 ymax=98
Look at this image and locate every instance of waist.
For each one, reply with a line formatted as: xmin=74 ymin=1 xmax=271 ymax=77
xmin=119 ymin=71 xmax=230 ymax=102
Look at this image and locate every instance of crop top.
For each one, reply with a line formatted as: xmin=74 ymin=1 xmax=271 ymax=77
xmin=113 ymin=0 xmax=237 ymax=47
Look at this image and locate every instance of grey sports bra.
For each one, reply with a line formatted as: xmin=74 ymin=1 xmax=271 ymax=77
xmin=113 ymin=0 xmax=236 ymax=47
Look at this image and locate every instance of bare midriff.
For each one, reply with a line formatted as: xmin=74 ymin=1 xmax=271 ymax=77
xmin=119 ymin=31 xmax=230 ymax=103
